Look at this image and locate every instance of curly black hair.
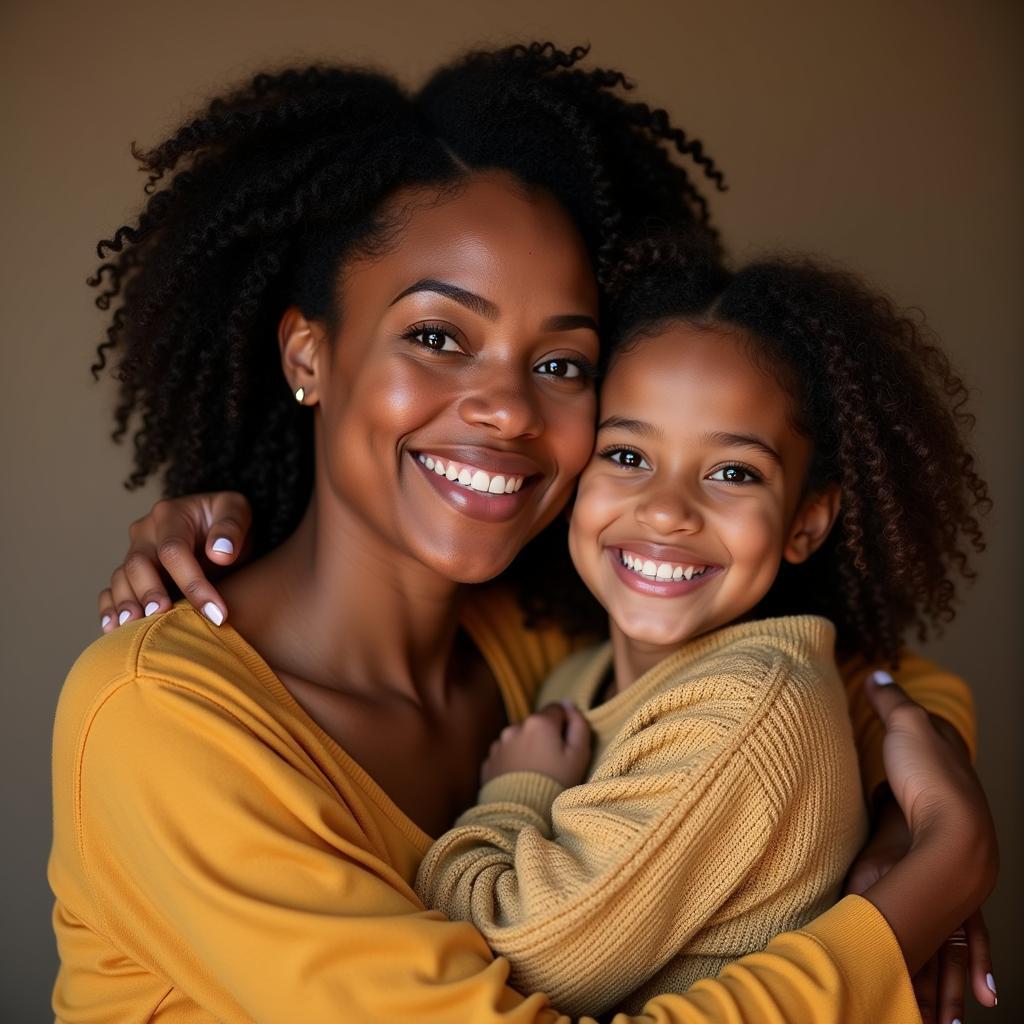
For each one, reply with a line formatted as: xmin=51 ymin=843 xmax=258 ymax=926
xmin=90 ymin=43 xmax=728 ymax=633
xmin=606 ymin=238 xmax=990 ymax=662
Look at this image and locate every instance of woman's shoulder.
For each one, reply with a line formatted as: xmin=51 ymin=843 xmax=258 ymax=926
xmin=55 ymin=603 xmax=279 ymax=752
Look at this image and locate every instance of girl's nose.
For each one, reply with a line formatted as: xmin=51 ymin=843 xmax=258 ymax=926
xmin=457 ymin=379 xmax=544 ymax=439
xmin=634 ymin=485 xmax=703 ymax=535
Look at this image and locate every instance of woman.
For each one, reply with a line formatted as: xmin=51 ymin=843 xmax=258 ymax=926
xmin=54 ymin=45 xmax=995 ymax=1022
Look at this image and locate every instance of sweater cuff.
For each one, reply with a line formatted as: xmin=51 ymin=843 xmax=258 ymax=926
xmin=799 ymin=894 xmax=919 ymax=1019
xmin=477 ymin=772 xmax=565 ymax=819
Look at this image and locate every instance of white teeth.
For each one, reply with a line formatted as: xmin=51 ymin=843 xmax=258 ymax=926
xmin=619 ymin=549 xmax=710 ymax=583
xmin=417 ymin=454 xmax=525 ymax=496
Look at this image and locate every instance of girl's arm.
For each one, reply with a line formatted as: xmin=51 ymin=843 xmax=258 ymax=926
xmin=416 ymin=643 xmax=861 ymax=1016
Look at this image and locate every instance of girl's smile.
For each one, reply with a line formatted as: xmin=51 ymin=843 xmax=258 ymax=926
xmin=569 ymin=321 xmax=837 ymax=675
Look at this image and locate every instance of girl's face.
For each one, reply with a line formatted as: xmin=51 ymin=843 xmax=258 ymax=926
xmin=569 ymin=323 xmax=836 ymax=649
xmin=286 ymin=173 xmax=600 ymax=582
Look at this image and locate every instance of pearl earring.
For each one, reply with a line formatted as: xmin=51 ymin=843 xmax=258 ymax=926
xmin=294 ymin=387 xmax=305 ymax=403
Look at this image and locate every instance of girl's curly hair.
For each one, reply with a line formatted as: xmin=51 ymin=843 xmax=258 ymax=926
xmin=606 ymin=238 xmax=990 ymax=662
xmin=90 ymin=43 xmax=729 ymax=633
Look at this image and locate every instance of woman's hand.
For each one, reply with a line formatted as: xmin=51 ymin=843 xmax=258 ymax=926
xmin=861 ymin=673 xmax=999 ymax=1017
xmin=847 ymin=788 xmax=995 ymax=1023
xmin=481 ymin=703 xmax=591 ymax=788
xmin=98 ymin=492 xmax=252 ymax=632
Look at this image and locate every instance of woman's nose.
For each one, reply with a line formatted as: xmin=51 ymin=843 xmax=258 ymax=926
xmin=634 ymin=484 xmax=703 ymax=535
xmin=457 ymin=378 xmax=544 ymax=439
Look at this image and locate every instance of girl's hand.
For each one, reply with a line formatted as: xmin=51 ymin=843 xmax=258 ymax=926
xmin=98 ymin=492 xmax=252 ymax=632
xmin=862 ymin=673 xmax=999 ymax=1015
xmin=481 ymin=703 xmax=591 ymax=788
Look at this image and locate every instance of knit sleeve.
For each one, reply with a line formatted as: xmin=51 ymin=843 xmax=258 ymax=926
xmin=840 ymin=651 xmax=976 ymax=799
xmin=416 ymin=655 xmax=838 ymax=1017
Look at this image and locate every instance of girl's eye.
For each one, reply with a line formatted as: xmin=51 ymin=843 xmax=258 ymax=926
xmin=534 ymin=357 xmax=595 ymax=380
xmin=404 ymin=324 xmax=463 ymax=353
xmin=708 ymin=464 xmax=761 ymax=484
xmin=602 ymin=447 xmax=651 ymax=470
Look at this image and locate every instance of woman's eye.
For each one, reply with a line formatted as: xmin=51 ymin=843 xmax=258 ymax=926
xmin=406 ymin=325 xmax=463 ymax=353
xmin=534 ymin=357 xmax=592 ymax=380
xmin=603 ymin=448 xmax=650 ymax=470
xmin=708 ymin=464 xmax=760 ymax=484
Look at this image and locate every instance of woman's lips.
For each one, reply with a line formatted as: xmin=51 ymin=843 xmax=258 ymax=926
xmin=607 ymin=546 xmax=723 ymax=597
xmin=411 ymin=452 xmax=539 ymax=523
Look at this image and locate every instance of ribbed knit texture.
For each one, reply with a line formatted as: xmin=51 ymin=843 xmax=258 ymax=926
xmin=416 ymin=616 xmax=870 ymax=1017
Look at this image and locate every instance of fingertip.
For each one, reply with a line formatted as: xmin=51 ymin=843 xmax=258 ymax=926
xmin=209 ymin=536 xmax=237 ymax=562
xmin=201 ymin=601 xmax=225 ymax=627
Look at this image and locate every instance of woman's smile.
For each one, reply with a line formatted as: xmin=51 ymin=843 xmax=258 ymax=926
xmin=410 ymin=447 xmax=541 ymax=523
xmin=304 ymin=172 xmax=600 ymax=583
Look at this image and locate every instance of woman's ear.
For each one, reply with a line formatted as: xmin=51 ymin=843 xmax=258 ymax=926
xmin=279 ymin=306 xmax=326 ymax=405
xmin=784 ymin=483 xmax=841 ymax=565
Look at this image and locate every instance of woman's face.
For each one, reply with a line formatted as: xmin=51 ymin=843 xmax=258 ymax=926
xmin=299 ymin=173 xmax=600 ymax=583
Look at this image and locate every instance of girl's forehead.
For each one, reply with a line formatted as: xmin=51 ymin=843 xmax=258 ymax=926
xmin=600 ymin=323 xmax=797 ymax=440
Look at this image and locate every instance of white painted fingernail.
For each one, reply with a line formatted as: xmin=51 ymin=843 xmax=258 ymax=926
xmin=118 ymin=609 xmax=132 ymax=626
xmin=952 ymin=1017 xmax=962 ymax=1024
xmin=101 ymin=615 xmax=111 ymax=630
xmin=144 ymin=601 xmax=160 ymax=617
xmin=202 ymin=602 xmax=224 ymax=626
xmin=211 ymin=538 xmax=234 ymax=555
xmin=986 ymin=972 xmax=997 ymax=1002
xmin=871 ymin=670 xmax=894 ymax=685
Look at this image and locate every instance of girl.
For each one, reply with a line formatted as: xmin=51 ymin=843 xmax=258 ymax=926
xmin=413 ymin=241 xmax=991 ymax=1017
xmin=65 ymin=45 xmax=994 ymax=1023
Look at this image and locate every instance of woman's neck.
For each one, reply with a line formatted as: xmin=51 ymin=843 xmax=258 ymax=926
xmin=221 ymin=495 xmax=465 ymax=706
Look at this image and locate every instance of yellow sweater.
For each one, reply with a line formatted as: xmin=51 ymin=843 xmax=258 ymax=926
xmin=49 ymin=593 xmax=969 ymax=1023
xmin=416 ymin=617 xmax=868 ymax=1016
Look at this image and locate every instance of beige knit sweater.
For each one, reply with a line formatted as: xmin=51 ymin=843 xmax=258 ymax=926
xmin=415 ymin=616 xmax=868 ymax=1018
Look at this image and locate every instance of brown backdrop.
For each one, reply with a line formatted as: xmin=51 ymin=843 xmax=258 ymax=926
xmin=2 ymin=1 xmax=1020 ymax=1019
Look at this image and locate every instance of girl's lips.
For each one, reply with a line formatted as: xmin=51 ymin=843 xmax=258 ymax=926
xmin=411 ymin=453 xmax=539 ymax=523
xmin=606 ymin=547 xmax=723 ymax=597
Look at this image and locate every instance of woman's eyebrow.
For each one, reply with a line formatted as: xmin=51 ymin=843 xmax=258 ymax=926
xmin=598 ymin=416 xmax=663 ymax=438
xmin=705 ymin=431 xmax=782 ymax=465
xmin=390 ymin=279 xmax=499 ymax=320
xmin=542 ymin=313 xmax=600 ymax=333
xmin=389 ymin=280 xmax=597 ymax=333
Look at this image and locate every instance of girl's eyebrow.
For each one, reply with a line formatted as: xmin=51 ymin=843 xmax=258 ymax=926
xmin=597 ymin=416 xmax=663 ymax=438
xmin=704 ymin=431 xmax=782 ymax=466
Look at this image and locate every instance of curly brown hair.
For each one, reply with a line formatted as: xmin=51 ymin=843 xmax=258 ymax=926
xmin=89 ymin=43 xmax=728 ymax=634
xmin=606 ymin=239 xmax=990 ymax=662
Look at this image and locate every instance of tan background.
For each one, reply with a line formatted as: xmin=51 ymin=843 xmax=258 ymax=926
xmin=2 ymin=0 xmax=1020 ymax=1018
